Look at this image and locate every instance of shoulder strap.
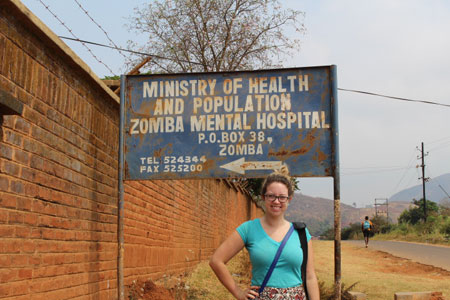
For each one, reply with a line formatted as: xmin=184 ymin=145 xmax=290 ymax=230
xmin=293 ymin=222 xmax=308 ymax=299
xmin=258 ymin=224 xmax=295 ymax=294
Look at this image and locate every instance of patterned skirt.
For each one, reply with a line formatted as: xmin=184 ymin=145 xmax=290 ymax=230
xmin=254 ymin=285 xmax=306 ymax=300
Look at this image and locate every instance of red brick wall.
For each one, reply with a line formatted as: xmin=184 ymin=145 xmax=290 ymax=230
xmin=0 ymin=2 xmax=119 ymax=299
xmin=0 ymin=1 xmax=263 ymax=299
xmin=123 ymin=179 xmax=262 ymax=283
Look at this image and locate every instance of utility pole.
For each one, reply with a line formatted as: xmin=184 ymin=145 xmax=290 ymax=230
xmin=374 ymin=198 xmax=389 ymax=221
xmin=418 ymin=142 xmax=429 ymax=222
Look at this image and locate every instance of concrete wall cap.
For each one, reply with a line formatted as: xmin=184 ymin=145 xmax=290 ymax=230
xmin=3 ymin=0 xmax=120 ymax=105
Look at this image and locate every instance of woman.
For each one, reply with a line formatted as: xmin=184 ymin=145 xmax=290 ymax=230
xmin=210 ymin=168 xmax=320 ymax=299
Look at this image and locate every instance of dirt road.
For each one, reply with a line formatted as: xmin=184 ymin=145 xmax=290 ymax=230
xmin=345 ymin=240 xmax=450 ymax=271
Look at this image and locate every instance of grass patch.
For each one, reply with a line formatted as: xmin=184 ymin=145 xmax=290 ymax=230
xmin=182 ymin=240 xmax=450 ymax=300
xmin=314 ymin=240 xmax=450 ymax=300
xmin=184 ymin=249 xmax=251 ymax=300
xmin=183 ymin=244 xmax=358 ymax=299
xmin=372 ymin=222 xmax=450 ymax=245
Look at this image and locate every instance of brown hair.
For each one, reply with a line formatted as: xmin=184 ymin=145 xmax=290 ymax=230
xmin=260 ymin=165 xmax=294 ymax=197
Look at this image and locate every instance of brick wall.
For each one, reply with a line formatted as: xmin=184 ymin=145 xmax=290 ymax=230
xmin=123 ymin=179 xmax=262 ymax=283
xmin=0 ymin=1 xmax=263 ymax=299
xmin=0 ymin=1 xmax=120 ymax=299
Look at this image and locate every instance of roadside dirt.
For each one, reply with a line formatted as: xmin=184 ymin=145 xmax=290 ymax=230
xmin=127 ymin=279 xmax=178 ymax=300
xmin=369 ymin=247 xmax=450 ymax=278
xmin=127 ymin=240 xmax=449 ymax=300
xmin=314 ymin=241 xmax=450 ymax=299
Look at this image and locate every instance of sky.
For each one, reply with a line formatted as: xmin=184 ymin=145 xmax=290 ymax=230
xmin=20 ymin=0 xmax=450 ymax=208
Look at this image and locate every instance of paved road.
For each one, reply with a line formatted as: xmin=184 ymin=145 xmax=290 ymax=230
xmin=345 ymin=240 xmax=450 ymax=271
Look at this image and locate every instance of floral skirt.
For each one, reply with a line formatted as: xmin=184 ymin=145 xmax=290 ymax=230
xmin=254 ymin=285 xmax=306 ymax=300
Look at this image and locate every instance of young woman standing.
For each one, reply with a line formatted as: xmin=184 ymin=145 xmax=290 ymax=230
xmin=210 ymin=168 xmax=320 ymax=299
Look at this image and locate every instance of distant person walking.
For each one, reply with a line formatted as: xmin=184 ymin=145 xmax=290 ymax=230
xmin=361 ymin=216 xmax=373 ymax=248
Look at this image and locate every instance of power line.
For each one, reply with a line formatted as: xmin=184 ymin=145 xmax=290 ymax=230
xmin=428 ymin=140 xmax=450 ymax=152
xmin=59 ymin=36 xmax=205 ymax=66
xmin=338 ymin=88 xmax=450 ymax=108
xmin=38 ymin=0 xmax=115 ymax=75
xmin=426 ymin=168 xmax=450 ymax=200
xmin=341 ymin=165 xmax=415 ymax=176
xmin=72 ymin=0 xmax=127 ymax=60
xmin=55 ymin=36 xmax=450 ymax=108
xmin=438 ymin=184 xmax=450 ymax=199
xmin=345 ymin=165 xmax=407 ymax=170
xmin=427 ymin=135 xmax=450 ymax=145
xmin=389 ymin=148 xmax=418 ymax=197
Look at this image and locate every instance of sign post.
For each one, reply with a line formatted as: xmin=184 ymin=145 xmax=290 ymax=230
xmin=119 ymin=65 xmax=341 ymax=299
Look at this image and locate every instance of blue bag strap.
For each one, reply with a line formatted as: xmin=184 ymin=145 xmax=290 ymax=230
xmin=258 ymin=224 xmax=295 ymax=294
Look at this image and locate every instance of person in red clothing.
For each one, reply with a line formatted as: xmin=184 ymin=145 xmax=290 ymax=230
xmin=361 ymin=216 xmax=373 ymax=248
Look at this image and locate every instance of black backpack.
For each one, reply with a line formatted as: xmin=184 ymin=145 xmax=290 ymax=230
xmin=293 ymin=222 xmax=309 ymax=299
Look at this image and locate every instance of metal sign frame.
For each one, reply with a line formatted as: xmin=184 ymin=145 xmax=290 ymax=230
xmin=118 ymin=65 xmax=342 ymax=299
xmin=122 ymin=66 xmax=337 ymax=181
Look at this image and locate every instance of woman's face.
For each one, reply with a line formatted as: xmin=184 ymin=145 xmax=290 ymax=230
xmin=263 ymin=182 xmax=291 ymax=216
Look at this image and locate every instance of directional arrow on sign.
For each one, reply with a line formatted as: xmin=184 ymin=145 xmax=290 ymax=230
xmin=220 ymin=157 xmax=283 ymax=175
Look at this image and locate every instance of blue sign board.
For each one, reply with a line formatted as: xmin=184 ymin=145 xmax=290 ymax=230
xmin=122 ymin=66 xmax=337 ymax=180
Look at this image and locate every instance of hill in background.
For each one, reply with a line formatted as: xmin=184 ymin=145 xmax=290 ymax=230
xmin=285 ymin=193 xmax=412 ymax=236
xmin=286 ymin=173 xmax=450 ymax=236
xmin=389 ymin=173 xmax=450 ymax=203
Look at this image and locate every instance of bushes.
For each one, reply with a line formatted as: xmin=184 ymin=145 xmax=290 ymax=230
xmin=320 ymin=200 xmax=450 ymax=244
xmin=440 ymin=221 xmax=450 ymax=237
xmin=374 ymin=213 xmax=449 ymax=244
xmin=398 ymin=199 xmax=439 ymax=224
xmin=341 ymin=223 xmax=362 ymax=240
xmin=439 ymin=215 xmax=450 ymax=237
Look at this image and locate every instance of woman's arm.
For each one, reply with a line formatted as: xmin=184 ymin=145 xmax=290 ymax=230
xmin=209 ymin=230 xmax=259 ymax=300
xmin=305 ymin=240 xmax=320 ymax=300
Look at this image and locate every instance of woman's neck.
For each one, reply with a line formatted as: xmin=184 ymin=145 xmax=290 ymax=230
xmin=262 ymin=214 xmax=288 ymax=228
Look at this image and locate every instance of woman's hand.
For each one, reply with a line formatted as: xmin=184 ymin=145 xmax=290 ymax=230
xmin=235 ymin=286 xmax=259 ymax=299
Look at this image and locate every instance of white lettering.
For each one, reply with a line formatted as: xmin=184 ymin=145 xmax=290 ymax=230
xmin=219 ymin=144 xmax=263 ymax=156
xmin=143 ymin=81 xmax=158 ymax=98
xmin=321 ymin=111 xmax=330 ymax=128
xmin=190 ymin=113 xmax=250 ymax=132
xmin=154 ymin=98 xmax=184 ymax=115
xmin=130 ymin=119 xmax=139 ymax=134
xmin=129 ymin=117 xmax=184 ymax=134
xmin=311 ymin=111 xmax=321 ymax=128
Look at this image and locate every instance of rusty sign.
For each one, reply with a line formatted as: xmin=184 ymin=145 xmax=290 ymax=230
xmin=121 ymin=66 xmax=337 ymax=180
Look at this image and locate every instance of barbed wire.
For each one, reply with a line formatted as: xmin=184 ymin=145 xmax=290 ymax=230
xmin=72 ymin=0 xmax=127 ymax=60
xmin=56 ymin=35 xmax=450 ymax=109
xmin=37 ymin=0 xmax=116 ymax=75
xmin=58 ymin=36 xmax=205 ymax=66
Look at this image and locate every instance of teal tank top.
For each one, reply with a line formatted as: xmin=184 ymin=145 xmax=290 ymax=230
xmin=236 ymin=218 xmax=311 ymax=288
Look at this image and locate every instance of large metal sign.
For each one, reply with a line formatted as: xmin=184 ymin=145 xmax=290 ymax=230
xmin=122 ymin=66 xmax=337 ymax=180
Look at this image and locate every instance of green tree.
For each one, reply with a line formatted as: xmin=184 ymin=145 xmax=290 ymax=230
xmin=370 ymin=215 xmax=391 ymax=234
xmin=440 ymin=198 xmax=450 ymax=217
xmin=398 ymin=199 xmax=439 ymax=225
xmin=320 ymin=227 xmax=334 ymax=240
xmin=341 ymin=223 xmax=362 ymax=240
xmin=126 ymin=0 xmax=305 ymax=73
